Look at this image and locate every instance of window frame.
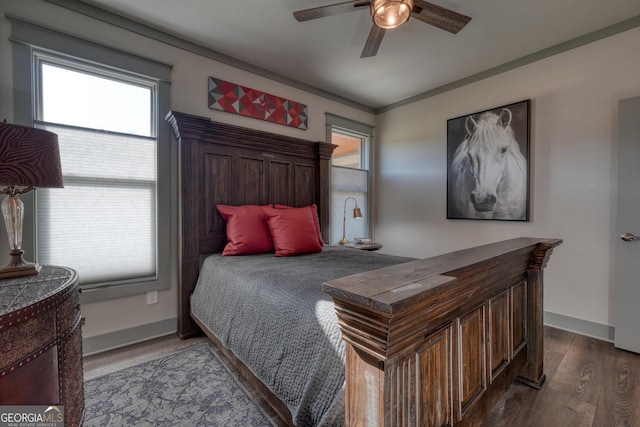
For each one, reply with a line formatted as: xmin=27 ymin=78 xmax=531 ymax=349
xmin=34 ymin=52 xmax=158 ymax=137
xmin=326 ymin=113 xmax=375 ymax=242
xmin=10 ymin=18 xmax=173 ymax=303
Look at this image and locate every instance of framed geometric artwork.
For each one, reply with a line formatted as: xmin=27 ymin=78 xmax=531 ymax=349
xmin=208 ymin=77 xmax=308 ymax=130
xmin=446 ymin=99 xmax=531 ymax=221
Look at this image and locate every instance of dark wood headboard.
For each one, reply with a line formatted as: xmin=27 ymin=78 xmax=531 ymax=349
xmin=166 ymin=111 xmax=336 ymax=338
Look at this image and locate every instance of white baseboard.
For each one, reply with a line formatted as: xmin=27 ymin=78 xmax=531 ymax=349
xmin=544 ymin=311 xmax=614 ymax=343
xmin=82 ymin=317 xmax=178 ymax=356
xmin=82 ymin=313 xmax=612 ymax=357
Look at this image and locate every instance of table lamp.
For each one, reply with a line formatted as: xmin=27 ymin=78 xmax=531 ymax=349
xmin=0 ymin=120 xmax=63 ymax=279
xmin=338 ymin=196 xmax=362 ymax=245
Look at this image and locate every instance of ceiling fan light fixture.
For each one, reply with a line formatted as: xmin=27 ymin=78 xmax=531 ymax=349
xmin=372 ymin=0 xmax=413 ymax=29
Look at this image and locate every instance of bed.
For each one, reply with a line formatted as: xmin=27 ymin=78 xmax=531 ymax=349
xmin=167 ymin=111 xmax=561 ymax=427
xmin=191 ymin=247 xmax=414 ymax=425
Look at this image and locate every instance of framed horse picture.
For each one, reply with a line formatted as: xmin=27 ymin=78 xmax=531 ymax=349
xmin=447 ymin=99 xmax=530 ymax=221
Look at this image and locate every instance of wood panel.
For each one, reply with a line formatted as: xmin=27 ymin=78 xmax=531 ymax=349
xmin=387 ymin=351 xmax=416 ymax=426
xmin=489 ymin=289 xmax=511 ymax=381
xmin=345 ymin=344 xmax=384 ymax=426
xmin=383 ymin=326 xmax=453 ymax=427
xmin=511 ymin=281 xmax=526 ymax=357
xmin=345 ymin=325 xmax=455 ymax=427
xmin=458 ymin=305 xmax=486 ymax=416
xmin=416 ymin=326 xmax=452 ymax=426
xmin=237 ymin=156 xmax=266 ymax=204
xmin=203 ymin=152 xmax=232 ymax=233
xmin=270 ymin=161 xmax=292 ymax=206
xmin=294 ymin=164 xmax=315 ymax=207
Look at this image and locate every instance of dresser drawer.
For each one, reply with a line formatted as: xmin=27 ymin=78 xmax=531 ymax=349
xmin=0 ymin=346 xmax=59 ymax=404
xmin=0 ymin=309 xmax=56 ymax=370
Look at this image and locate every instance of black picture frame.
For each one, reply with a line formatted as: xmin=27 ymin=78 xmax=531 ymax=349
xmin=447 ymin=99 xmax=530 ymax=221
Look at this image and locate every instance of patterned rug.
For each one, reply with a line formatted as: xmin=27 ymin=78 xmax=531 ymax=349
xmin=84 ymin=344 xmax=277 ymax=426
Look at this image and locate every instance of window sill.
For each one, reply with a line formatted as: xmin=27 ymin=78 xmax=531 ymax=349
xmin=79 ymin=277 xmax=171 ymax=304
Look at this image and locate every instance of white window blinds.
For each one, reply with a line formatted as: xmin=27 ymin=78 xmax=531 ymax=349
xmin=36 ymin=125 xmax=157 ymax=285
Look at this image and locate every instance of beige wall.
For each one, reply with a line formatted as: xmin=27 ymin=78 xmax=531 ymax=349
xmin=375 ymin=27 xmax=640 ymax=328
xmin=0 ymin=0 xmax=374 ymax=341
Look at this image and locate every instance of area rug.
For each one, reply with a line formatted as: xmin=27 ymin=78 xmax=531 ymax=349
xmin=84 ymin=344 xmax=277 ymax=426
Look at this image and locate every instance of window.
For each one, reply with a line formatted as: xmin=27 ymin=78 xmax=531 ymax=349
xmin=35 ymin=55 xmax=157 ymax=286
xmin=10 ymin=19 xmax=172 ymax=303
xmin=332 ymin=132 xmax=362 ymax=168
xmin=326 ymin=114 xmax=373 ymax=245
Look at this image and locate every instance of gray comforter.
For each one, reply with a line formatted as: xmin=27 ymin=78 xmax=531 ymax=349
xmin=191 ymin=246 xmax=413 ymax=426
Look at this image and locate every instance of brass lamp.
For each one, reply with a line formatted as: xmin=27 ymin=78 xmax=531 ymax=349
xmin=371 ymin=0 xmax=414 ymax=29
xmin=0 ymin=120 xmax=63 ymax=279
xmin=338 ymin=196 xmax=363 ymax=245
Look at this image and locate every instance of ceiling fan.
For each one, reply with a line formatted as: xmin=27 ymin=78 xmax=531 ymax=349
xmin=293 ymin=0 xmax=471 ymax=58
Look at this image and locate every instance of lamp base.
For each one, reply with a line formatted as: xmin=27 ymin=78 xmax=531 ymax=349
xmin=338 ymin=238 xmax=349 ymax=245
xmin=0 ymin=249 xmax=41 ymax=279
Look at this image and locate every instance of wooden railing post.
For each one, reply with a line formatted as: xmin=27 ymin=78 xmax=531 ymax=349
xmin=517 ymin=241 xmax=562 ymax=389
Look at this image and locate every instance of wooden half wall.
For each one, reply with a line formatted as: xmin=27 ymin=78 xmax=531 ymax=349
xmin=324 ymin=237 xmax=562 ymax=426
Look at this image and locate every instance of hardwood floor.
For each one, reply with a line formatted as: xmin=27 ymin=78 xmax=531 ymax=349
xmin=83 ymin=326 xmax=640 ymax=426
xmin=484 ymin=327 xmax=640 ymax=427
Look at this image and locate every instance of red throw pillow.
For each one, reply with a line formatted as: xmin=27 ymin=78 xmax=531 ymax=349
xmin=216 ymin=204 xmax=273 ymax=256
xmin=273 ymin=204 xmax=324 ymax=247
xmin=264 ymin=206 xmax=323 ymax=256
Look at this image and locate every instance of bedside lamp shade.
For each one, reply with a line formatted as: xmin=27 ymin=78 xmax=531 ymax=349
xmin=0 ymin=121 xmax=63 ymax=279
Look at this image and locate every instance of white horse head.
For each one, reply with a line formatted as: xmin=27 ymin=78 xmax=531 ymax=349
xmin=449 ymin=108 xmax=527 ymax=220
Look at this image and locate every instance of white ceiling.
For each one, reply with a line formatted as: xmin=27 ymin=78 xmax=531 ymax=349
xmin=81 ymin=0 xmax=640 ymax=110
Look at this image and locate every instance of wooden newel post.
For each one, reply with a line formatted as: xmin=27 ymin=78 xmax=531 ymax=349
xmin=324 ymin=237 xmax=562 ymax=427
xmin=516 ymin=241 xmax=562 ymax=389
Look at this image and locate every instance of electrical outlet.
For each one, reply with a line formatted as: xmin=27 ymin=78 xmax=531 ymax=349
xmin=146 ymin=291 xmax=158 ymax=305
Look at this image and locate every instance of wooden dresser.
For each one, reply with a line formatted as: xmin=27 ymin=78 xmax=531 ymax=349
xmin=0 ymin=266 xmax=84 ymax=427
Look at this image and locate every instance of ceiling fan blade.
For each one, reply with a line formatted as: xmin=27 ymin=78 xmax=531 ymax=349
xmin=411 ymin=0 xmax=471 ymax=34
xmin=361 ymin=25 xmax=386 ymax=58
xmin=294 ymin=1 xmax=370 ymax=22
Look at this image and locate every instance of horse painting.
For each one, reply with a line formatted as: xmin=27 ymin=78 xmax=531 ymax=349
xmin=448 ymin=106 xmax=528 ymax=220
